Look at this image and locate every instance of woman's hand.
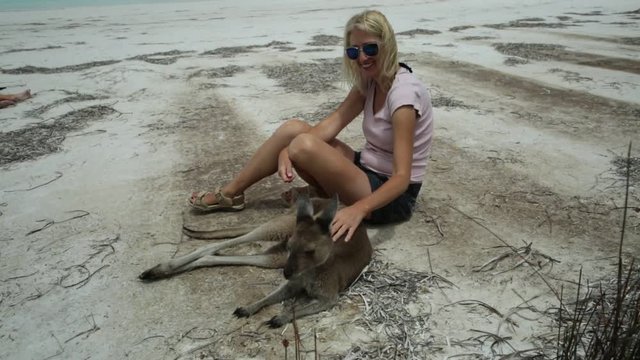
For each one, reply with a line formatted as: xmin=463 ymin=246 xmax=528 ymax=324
xmin=278 ymin=148 xmax=295 ymax=183
xmin=330 ymin=204 xmax=367 ymax=242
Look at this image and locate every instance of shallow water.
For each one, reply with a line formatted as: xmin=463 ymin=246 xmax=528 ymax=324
xmin=0 ymin=0 xmax=207 ymax=12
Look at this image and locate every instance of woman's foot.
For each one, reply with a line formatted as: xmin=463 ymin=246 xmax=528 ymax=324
xmin=0 ymin=100 xmax=16 ymax=108
xmin=188 ymin=187 xmax=245 ymax=212
xmin=14 ymin=89 xmax=31 ymax=101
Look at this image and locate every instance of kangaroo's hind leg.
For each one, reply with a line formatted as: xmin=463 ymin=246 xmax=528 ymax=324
xmin=139 ymin=214 xmax=295 ymax=281
xmin=170 ymin=239 xmax=289 ymax=274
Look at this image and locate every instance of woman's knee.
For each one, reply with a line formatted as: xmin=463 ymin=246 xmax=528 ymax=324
xmin=288 ymin=133 xmax=319 ymax=163
xmin=274 ymin=118 xmax=311 ymax=140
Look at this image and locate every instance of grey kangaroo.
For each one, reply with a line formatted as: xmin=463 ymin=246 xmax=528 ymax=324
xmin=139 ymin=194 xmax=372 ymax=328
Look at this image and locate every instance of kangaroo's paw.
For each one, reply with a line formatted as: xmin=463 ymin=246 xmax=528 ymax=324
xmin=265 ymin=315 xmax=288 ymax=328
xmin=138 ymin=265 xmax=170 ymax=281
xmin=233 ymin=307 xmax=251 ymax=318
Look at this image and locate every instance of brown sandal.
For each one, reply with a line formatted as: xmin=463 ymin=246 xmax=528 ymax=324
xmin=188 ymin=187 xmax=245 ymax=211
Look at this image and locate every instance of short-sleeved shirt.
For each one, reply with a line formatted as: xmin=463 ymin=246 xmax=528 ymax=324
xmin=360 ymin=67 xmax=434 ymax=183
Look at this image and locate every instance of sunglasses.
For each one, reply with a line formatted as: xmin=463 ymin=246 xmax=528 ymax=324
xmin=345 ymin=43 xmax=379 ymax=60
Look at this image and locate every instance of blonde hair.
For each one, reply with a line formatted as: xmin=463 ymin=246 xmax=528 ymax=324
xmin=343 ymin=10 xmax=399 ymax=93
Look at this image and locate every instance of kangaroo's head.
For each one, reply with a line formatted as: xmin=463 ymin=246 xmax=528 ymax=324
xmin=283 ymin=193 xmax=338 ymax=279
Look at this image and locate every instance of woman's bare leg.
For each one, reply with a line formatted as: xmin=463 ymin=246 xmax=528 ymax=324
xmin=0 ymin=90 xmax=31 ymax=102
xmin=190 ymin=119 xmax=312 ymax=205
xmin=0 ymin=100 xmax=16 ymax=108
xmin=288 ymin=133 xmax=372 ymax=206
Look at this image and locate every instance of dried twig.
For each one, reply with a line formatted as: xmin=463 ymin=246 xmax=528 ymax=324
xmin=4 ymin=171 xmax=63 ymax=193
xmin=2 ymin=271 xmax=38 ymax=282
xmin=449 ymin=205 xmax=562 ymax=302
xmin=26 ymin=210 xmax=90 ymax=236
xmin=64 ymin=314 xmax=99 ymax=343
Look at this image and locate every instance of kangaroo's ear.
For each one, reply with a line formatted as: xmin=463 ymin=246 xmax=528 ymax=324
xmin=316 ymin=194 xmax=338 ymax=232
xmin=296 ymin=192 xmax=314 ymax=222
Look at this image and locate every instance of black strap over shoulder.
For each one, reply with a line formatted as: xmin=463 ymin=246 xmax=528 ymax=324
xmin=399 ymin=62 xmax=413 ymax=73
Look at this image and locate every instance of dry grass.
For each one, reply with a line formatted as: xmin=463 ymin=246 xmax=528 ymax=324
xmin=556 ymin=143 xmax=640 ymax=360
xmin=0 ymin=105 xmax=118 ymax=165
xmin=341 ymin=258 xmax=454 ymax=359
xmin=262 ymin=58 xmax=342 ymax=94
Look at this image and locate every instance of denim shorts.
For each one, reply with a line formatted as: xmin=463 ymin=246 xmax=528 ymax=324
xmin=354 ymin=152 xmax=422 ymax=225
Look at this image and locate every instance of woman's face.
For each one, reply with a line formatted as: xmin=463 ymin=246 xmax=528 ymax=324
xmin=348 ymin=28 xmax=382 ymax=80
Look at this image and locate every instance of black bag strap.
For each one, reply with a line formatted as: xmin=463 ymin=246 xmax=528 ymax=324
xmin=399 ymin=62 xmax=413 ymax=73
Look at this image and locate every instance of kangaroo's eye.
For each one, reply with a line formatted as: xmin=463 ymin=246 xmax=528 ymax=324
xmin=304 ymin=250 xmax=315 ymax=256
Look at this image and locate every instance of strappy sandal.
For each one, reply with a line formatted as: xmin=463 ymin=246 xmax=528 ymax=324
xmin=188 ymin=187 xmax=245 ymax=212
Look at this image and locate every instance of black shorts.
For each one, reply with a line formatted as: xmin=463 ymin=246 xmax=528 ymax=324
xmin=354 ymin=152 xmax=421 ymax=225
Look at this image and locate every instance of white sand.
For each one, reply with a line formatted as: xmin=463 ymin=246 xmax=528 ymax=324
xmin=1 ymin=0 xmax=639 ymax=359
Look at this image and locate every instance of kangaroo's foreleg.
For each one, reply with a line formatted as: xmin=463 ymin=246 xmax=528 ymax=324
xmin=233 ymin=280 xmax=302 ymax=319
xmin=139 ymin=215 xmax=294 ymax=281
xmin=265 ymin=296 xmax=337 ymax=328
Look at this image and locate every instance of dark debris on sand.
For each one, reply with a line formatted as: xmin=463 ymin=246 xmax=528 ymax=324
xmin=202 ymin=41 xmax=294 ymax=58
xmin=612 ymin=156 xmax=640 ymax=184
xmin=307 ymin=34 xmax=341 ymax=46
xmin=341 ymin=258 xmax=452 ymax=359
xmin=25 ymin=92 xmax=109 ymax=118
xmin=289 ymin=100 xmax=342 ymax=122
xmin=263 ymin=58 xmax=342 ymax=94
xmin=485 ymin=18 xmax=574 ymax=29
xmin=128 ymin=49 xmax=195 ymax=65
xmin=0 ymin=105 xmax=117 ymax=165
xmin=493 ymin=43 xmax=567 ymax=61
xmin=188 ymin=65 xmax=244 ymax=80
xmin=1 ymin=60 xmax=121 ymax=75
xmin=397 ymin=28 xmax=442 ymax=36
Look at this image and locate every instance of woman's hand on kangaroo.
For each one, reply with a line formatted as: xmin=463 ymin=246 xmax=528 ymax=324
xmin=331 ymin=204 xmax=367 ymax=242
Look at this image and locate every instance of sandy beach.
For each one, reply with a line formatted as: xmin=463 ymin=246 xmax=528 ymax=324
xmin=1 ymin=0 xmax=639 ymax=358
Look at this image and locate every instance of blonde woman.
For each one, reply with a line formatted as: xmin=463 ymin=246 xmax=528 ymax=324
xmin=189 ymin=10 xmax=434 ymax=241
xmin=0 ymin=89 xmax=31 ymax=108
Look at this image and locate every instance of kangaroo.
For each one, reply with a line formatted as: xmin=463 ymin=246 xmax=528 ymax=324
xmin=139 ymin=194 xmax=372 ymax=328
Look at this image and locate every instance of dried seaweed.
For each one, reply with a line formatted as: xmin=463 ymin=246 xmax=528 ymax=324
xmin=397 ymin=28 xmax=441 ymax=36
xmin=0 ymin=105 xmax=117 ymax=165
xmin=188 ymin=65 xmax=244 ymax=80
xmin=127 ymin=49 xmax=194 ymax=65
xmin=449 ymin=25 xmax=475 ymax=32
xmin=25 ymin=92 xmax=109 ymax=118
xmin=263 ymin=58 xmax=342 ymax=94
xmin=1 ymin=60 xmax=120 ymax=74
xmin=343 ymin=258 xmax=453 ymax=359
xmin=289 ymin=100 xmax=341 ymax=122
xmin=612 ymin=156 xmax=640 ymax=184
xmin=431 ymin=94 xmax=472 ymax=109
xmin=2 ymin=45 xmax=63 ymax=54
xmin=493 ymin=43 xmax=567 ymax=61
xmin=202 ymin=41 xmax=293 ymax=58
xmin=485 ymin=19 xmax=572 ymax=29
xmin=307 ymin=34 xmax=341 ymax=46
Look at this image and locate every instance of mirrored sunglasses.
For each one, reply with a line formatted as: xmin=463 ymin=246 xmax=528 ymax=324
xmin=345 ymin=43 xmax=379 ymax=60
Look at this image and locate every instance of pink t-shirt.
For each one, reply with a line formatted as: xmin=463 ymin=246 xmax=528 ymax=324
xmin=360 ymin=67 xmax=434 ymax=183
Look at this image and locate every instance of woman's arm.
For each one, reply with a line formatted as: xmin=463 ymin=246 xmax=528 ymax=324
xmin=331 ymin=105 xmax=417 ymax=241
xmin=277 ymin=87 xmax=365 ymax=182
xmin=308 ymin=87 xmax=365 ymax=141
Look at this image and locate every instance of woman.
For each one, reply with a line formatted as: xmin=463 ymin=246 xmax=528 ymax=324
xmin=189 ymin=10 xmax=434 ymax=242
xmin=0 ymin=89 xmax=31 ymax=108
